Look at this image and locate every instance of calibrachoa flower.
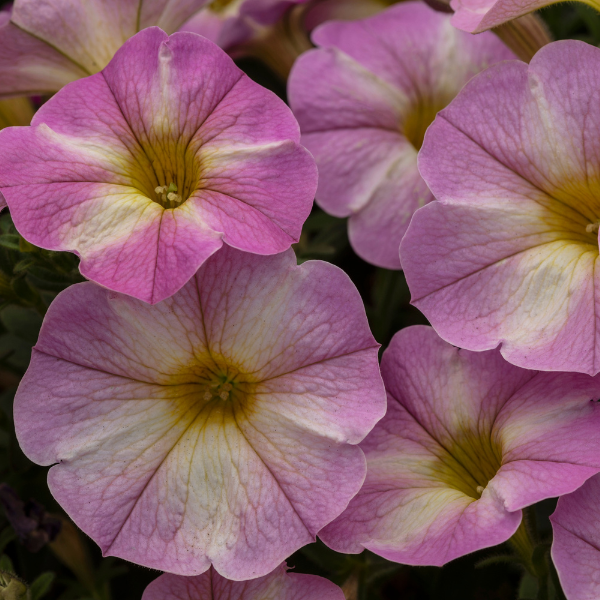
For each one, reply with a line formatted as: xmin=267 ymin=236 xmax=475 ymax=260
xmin=287 ymin=2 xmax=513 ymax=269
xmin=0 ymin=28 xmax=316 ymax=304
xmin=142 ymin=564 xmax=345 ymax=599
xmin=14 ymin=246 xmax=385 ymax=578
xmin=320 ymin=326 xmax=600 ymax=565
xmin=402 ymin=40 xmax=600 ymax=375
xmin=0 ymin=0 xmax=211 ymax=96
xmin=551 ymin=473 xmax=600 ymax=600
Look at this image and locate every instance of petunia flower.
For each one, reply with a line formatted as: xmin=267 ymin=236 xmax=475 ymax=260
xmin=287 ymin=2 xmax=514 ymax=270
xmin=142 ymin=564 xmax=345 ymax=599
xmin=551 ymin=473 xmax=600 ymax=600
xmin=402 ymin=40 xmax=600 ymax=375
xmin=320 ymin=325 xmax=600 ymax=565
xmin=0 ymin=27 xmax=316 ymax=304
xmin=14 ymin=246 xmax=385 ymax=579
xmin=0 ymin=0 xmax=211 ymax=97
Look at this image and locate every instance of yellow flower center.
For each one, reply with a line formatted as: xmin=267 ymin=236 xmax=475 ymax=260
xmin=127 ymin=138 xmax=203 ymax=210
xmin=403 ymin=100 xmax=447 ymax=151
xmin=427 ymin=429 xmax=503 ymax=500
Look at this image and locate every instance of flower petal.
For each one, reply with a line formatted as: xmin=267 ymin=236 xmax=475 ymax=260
xmin=551 ymin=474 xmax=600 ymax=600
xmin=450 ymin=0 xmax=551 ymax=34
xmin=142 ymin=564 xmax=345 ymax=599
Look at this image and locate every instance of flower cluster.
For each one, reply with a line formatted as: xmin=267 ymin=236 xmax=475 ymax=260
xmin=2 ymin=0 xmax=600 ymax=599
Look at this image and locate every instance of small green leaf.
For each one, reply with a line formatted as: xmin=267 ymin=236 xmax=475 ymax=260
xmin=29 ymin=573 xmax=55 ymax=600
xmin=0 ymin=237 xmax=21 ymax=252
xmin=17 ymin=238 xmax=36 ymax=254
xmin=0 ymin=530 xmax=15 ymax=555
xmin=0 ymin=555 xmax=14 ymax=574
xmin=12 ymin=260 xmax=34 ymax=275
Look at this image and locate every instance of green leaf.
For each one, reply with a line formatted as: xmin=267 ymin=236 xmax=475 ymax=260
xmin=30 ymin=573 xmax=55 ymax=600
xmin=519 ymin=572 xmax=539 ymax=599
xmin=0 ymin=529 xmax=15 ymax=555
xmin=0 ymin=306 xmax=43 ymax=342
xmin=12 ymin=260 xmax=35 ymax=275
xmin=0 ymin=554 xmax=14 ymax=574
xmin=0 ymin=237 xmax=22 ymax=252
xmin=17 ymin=238 xmax=36 ymax=254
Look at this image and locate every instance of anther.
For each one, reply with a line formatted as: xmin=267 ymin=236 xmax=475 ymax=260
xmin=167 ymin=192 xmax=182 ymax=208
xmin=203 ymin=391 xmax=212 ymax=401
xmin=222 ymin=383 xmax=233 ymax=392
xmin=587 ymin=222 xmax=600 ymax=234
xmin=476 ymin=485 xmax=485 ymax=495
xmin=219 ymin=391 xmax=229 ymax=400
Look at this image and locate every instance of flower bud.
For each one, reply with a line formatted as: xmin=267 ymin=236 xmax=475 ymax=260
xmin=0 ymin=571 xmax=29 ymax=600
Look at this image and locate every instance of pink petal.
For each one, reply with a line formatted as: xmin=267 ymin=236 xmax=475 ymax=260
xmin=551 ymin=474 xmax=600 ymax=600
xmin=142 ymin=565 xmax=345 ymax=599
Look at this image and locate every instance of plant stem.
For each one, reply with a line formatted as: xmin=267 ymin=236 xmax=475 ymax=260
xmin=509 ymin=517 xmax=536 ymax=575
xmin=508 ymin=510 xmax=552 ymax=600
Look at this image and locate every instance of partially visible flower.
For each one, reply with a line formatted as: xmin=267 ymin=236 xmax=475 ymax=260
xmin=0 ymin=0 xmax=211 ymax=97
xmin=142 ymin=564 xmax=345 ymax=599
xmin=0 ymin=97 xmax=34 ymax=211
xmin=0 ymin=483 xmax=61 ymax=553
xmin=402 ymin=40 xmax=600 ymax=375
xmin=450 ymin=0 xmax=556 ymax=34
xmin=551 ymin=473 xmax=600 ymax=600
xmin=0 ymin=571 xmax=28 ymax=600
xmin=321 ymin=326 xmax=600 ymax=565
xmin=0 ymin=28 xmax=316 ymax=304
xmin=288 ymin=3 xmax=513 ymax=269
xmin=0 ymin=98 xmax=33 ymax=130
xmin=14 ymin=247 xmax=385 ymax=578
xmin=179 ymin=0 xmax=389 ymax=78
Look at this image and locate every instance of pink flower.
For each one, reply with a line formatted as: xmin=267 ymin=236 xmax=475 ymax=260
xmin=142 ymin=564 xmax=344 ymax=599
xmin=0 ymin=0 xmax=211 ymax=97
xmin=0 ymin=28 xmax=316 ymax=303
xmin=551 ymin=473 xmax=600 ymax=600
xmin=287 ymin=2 xmax=513 ymax=269
xmin=321 ymin=326 xmax=600 ymax=565
xmin=402 ymin=40 xmax=600 ymax=374
xmin=14 ymin=247 xmax=385 ymax=578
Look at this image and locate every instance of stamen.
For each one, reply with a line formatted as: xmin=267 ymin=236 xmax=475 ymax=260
xmin=476 ymin=485 xmax=485 ymax=495
xmin=167 ymin=192 xmax=182 ymax=208
xmin=203 ymin=391 xmax=212 ymax=401
xmin=155 ymin=183 xmax=183 ymax=209
xmin=587 ymin=222 xmax=600 ymax=234
xmin=219 ymin=391 xmax=229 ymax=400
